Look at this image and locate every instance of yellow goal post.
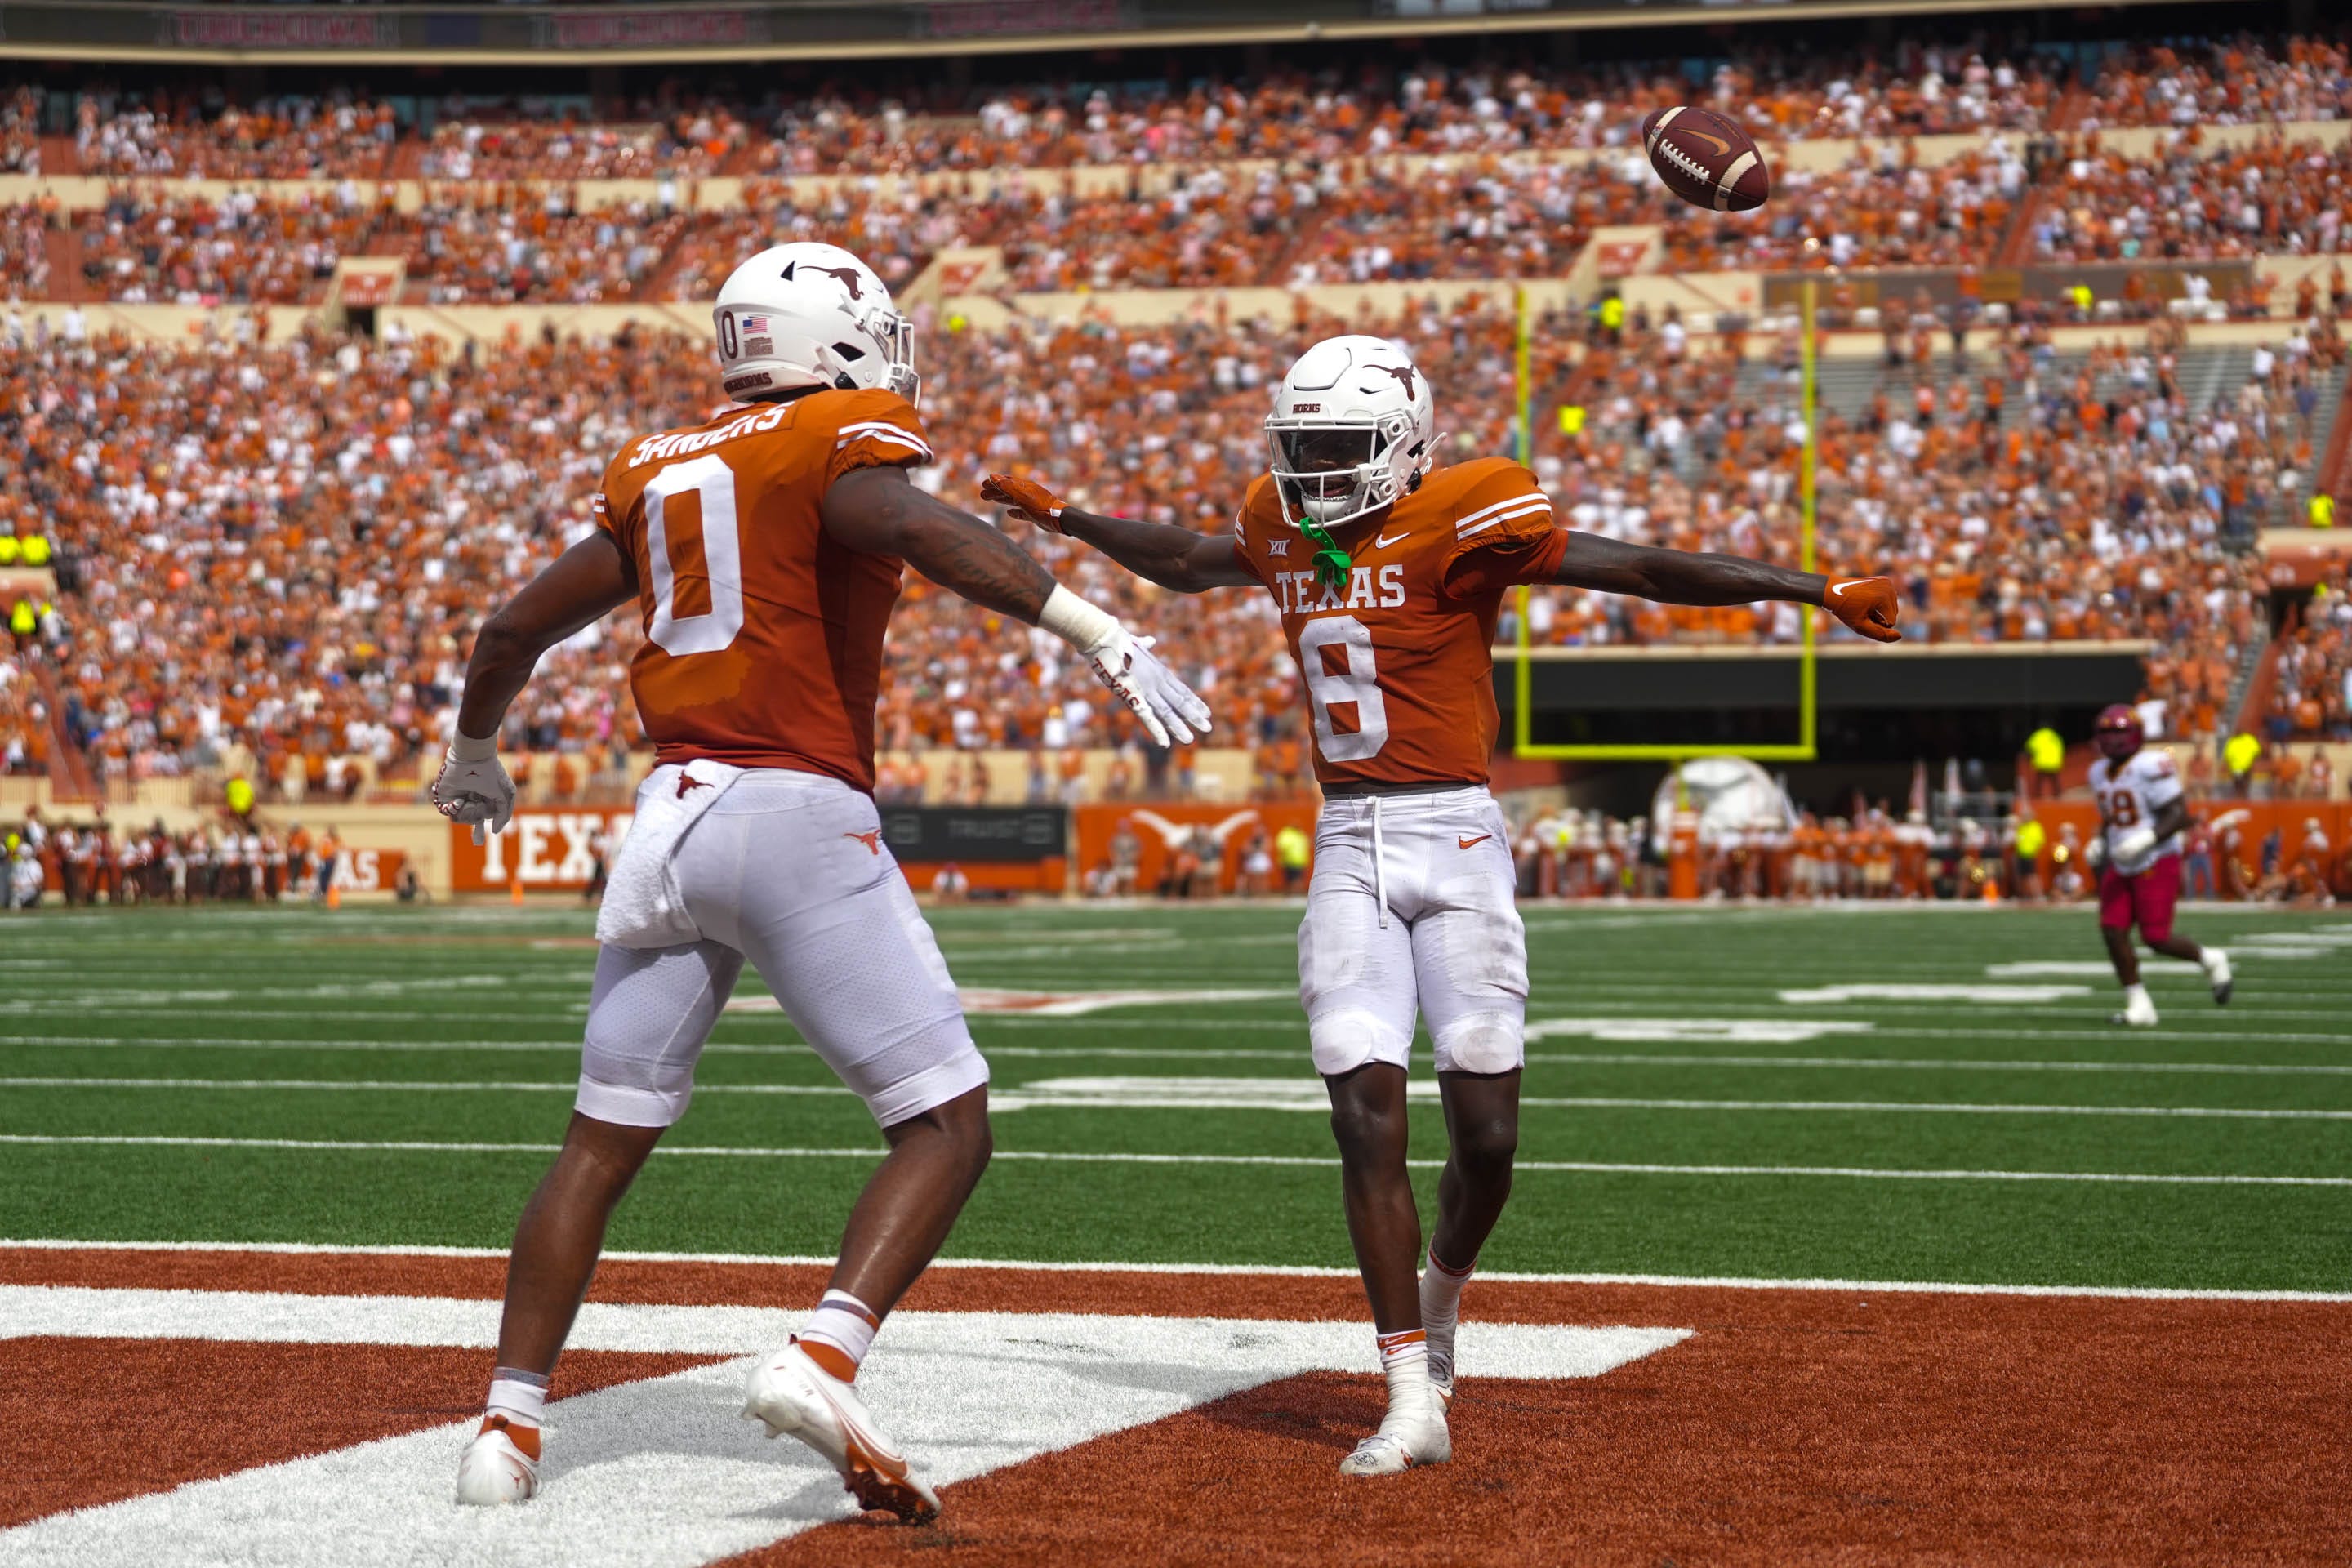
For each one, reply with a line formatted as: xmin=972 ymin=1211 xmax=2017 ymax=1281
xmin=1509 ymin=279 xmax=1819 ymax=763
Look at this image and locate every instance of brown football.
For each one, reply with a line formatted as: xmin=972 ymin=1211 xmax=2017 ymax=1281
xmin=1641 ymin=105 xmax=1771 ymax=212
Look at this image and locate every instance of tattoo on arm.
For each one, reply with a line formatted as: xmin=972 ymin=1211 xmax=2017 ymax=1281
xmin=1550 ymin=530 xmax=1827 ymax=607
xmin=1058 ymin=507 xmax=1255 ymax=593
xmin=824 ymin=464 xmax=1056 ymax=621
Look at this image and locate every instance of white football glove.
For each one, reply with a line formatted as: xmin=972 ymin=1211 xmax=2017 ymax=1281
xmin=1038 ymin=586 xmax=1214 ymax=748
xmin=2112 ymin=825 xmax=2158 ymax=866
xmin=2082 ymin=835 xmax=2107 ymax=871
xmin=431 ymin=733 xmax=515 ymax=845
xmin=1086 ymin=629 xmax=1213 ymax=748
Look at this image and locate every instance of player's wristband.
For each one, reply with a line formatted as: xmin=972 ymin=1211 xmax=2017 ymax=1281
xmin=1038 ymin=585 xmax=1121 ymax=657
xmin=448 ymin=731 xmax=501 ymax=763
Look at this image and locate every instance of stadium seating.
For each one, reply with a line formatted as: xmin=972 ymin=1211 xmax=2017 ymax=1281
xmin=2 ymin=34 xmax=2348 ymax=791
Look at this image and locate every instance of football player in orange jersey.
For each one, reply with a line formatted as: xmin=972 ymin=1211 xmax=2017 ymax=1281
xmin=983 ymin=332 xmax=1900 ymax=1476
xmin=432 ymin=243 xmax=1211 ymax=1521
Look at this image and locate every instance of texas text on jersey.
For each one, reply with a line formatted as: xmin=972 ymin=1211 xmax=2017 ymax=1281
xmin=1231 ymin=455 xmax=1564 ymax=788
xmin=594 ymin=386 xmax=933 ymax=790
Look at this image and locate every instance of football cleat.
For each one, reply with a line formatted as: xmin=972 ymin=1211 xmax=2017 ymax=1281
xmin=2110 ymin=993 xmax=2160 ymax=1028
xmin=742 ymin=1339 xmax=939 ymax=1523
xmin=1337 ymin=1405 xmax=1451 ymax=1477
xmin=2204 ymin=949 xmax=2234 ymax=1004
xmin=1425 ymin=1325 xmax=1456 ymax=1412
xmin=453 ymin=1414 xmax=540 ymax=1506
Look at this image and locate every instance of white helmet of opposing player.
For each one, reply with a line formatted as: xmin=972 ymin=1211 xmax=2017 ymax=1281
xmin=711 ymin=242 xmax=918 ymax=405
xmin=1264 ymin=334 xmax=1437 ymax=528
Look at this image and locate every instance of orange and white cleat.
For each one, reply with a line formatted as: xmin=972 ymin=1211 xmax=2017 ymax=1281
xmin=454 ymin=1414 xmax=541 ymax=1506
xmin=742 ymin=1339 xmax=940 ymax=1522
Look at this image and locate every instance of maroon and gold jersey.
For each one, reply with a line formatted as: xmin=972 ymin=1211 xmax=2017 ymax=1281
xmin=1232 ymin=457 xmax=1566 ymax=788
xmin=595 ymin=388 xmax=932 ymax=791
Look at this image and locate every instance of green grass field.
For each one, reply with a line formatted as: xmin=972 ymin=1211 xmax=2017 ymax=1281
xmin=4 ymin=902 xmax=2349 ymax=1291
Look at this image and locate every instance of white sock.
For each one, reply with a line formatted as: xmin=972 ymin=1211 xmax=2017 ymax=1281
xmin=2203 ymin=947 xmax=2230 ymax=975
xmin=1374 ymin=1329 xmax=1434 ymax=1426
xmin=2124 ymin=982 xmax=2153 ymax=1010
xmin=798 ymin=1289 xmax=880 ymax=1381
xmin=486 ymin=1368 xmax=548 ymax=1429
xmin=1419 ymin=1246 xmax=1474 ymax=1345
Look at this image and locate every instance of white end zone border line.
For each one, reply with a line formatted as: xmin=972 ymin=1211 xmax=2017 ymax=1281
xmin=0 ymin=1290 xmax=1683 ymax=1568
xmin=3 ymin=1238 xmax=2348 ymax=1305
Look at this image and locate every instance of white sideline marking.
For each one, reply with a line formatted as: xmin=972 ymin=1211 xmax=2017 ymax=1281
xmin=1780 ymin=984 xmax=2092 ymax=1004
xmin=7 ymin=1238 xmax=2349 ymax=1304
xmin=726 ymin=986 xmax=1297 ymax=1017
xmin=1 ymin=1134 xmax=2341 ymax=1185
xmin=0 ymin=1298 xmax=1682 ymax=1568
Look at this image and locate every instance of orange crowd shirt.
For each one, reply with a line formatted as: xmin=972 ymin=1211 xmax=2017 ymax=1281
xmin=595 ymin=387 xmax=933 ymax=791
xmin=1231 ymin=456 xmax=1567 ymax=789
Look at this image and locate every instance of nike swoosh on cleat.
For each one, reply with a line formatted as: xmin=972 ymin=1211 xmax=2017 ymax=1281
xmin=1374 ymin=531 xmax=1410 ymax=549
xmin=1457 ymin=835 xmax=1493 ymax=850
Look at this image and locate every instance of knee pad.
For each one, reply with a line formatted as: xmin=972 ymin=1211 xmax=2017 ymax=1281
xmin=1434 ymin=1012 xmax=1524 ymax=1076
xmin=1308 ymin=1009 xmax=1410 ymax=1077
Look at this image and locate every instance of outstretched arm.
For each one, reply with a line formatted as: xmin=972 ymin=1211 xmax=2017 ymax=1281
xmin=1548 ymin=532 xmax=1902 ymax=642
xmin=438 ymin=531 xmax=639 ymax=840
xmin=980 ymin=474 xmax=1255 ymax=593
xmin=824 ymin=464 xmax=1211 ymax=745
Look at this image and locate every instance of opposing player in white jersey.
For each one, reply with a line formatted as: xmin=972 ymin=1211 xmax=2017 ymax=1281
xmin=2085 ymin=704 xmax=2231 ymax=1026
xmin=982 ymin=334 xmax=1901 ymax=1476
xmin=431 ymin=243 xmax=1210 ymax=1520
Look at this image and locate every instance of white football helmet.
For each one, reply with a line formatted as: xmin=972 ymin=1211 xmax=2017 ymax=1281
xmin=711 ymin=242 xmax=918 ymax=405
xmin=1265 ymin=334 xmax=1437 ymax=528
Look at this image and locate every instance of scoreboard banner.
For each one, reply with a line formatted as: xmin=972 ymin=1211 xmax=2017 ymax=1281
xmin=878 ymin=806 xmax=1067 ymax=865
xmin=451 ymin=804 xmax=1064 ymax=892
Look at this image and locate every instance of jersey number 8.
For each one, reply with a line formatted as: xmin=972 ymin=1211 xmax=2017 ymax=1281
xmin=643 ymin=454 xmax=746 ymax=657
xmin=1297 ymin=616 xmax=1390 ymax=763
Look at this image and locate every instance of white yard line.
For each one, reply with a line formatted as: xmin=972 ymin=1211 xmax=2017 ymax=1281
xmin=1 ymin=1133 xmax=2341 ymax=1186
xmin=6 ymin=1236 xmax=2345 ymax=1303
xmin=11 ymin=1075 xmax=2351 ymax=1119
xmin=0 ymin=1294 xmax=1679 ymax=1568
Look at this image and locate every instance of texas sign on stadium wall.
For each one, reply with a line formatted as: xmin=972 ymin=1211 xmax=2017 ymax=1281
xmin=452 ymin=810 xmax=633 ymax=892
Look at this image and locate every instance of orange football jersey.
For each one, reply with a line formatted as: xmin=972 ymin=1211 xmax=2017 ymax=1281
xmin=1232 ymin=456 xmax=1566 ymax=788
xmin=595 ymin=387 xmax=933 ymax=791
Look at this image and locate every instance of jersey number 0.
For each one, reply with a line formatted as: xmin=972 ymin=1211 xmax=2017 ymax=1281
xmin=642 ymin=454 xmax=747 ymax=657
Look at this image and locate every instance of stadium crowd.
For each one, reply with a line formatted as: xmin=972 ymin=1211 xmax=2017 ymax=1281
xmin=0 ymin=283 xmax=2342 ymax=804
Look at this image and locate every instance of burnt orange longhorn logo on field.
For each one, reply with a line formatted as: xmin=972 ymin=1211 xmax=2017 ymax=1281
xmin=846 ymin=829 xmax=884 ymax=855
